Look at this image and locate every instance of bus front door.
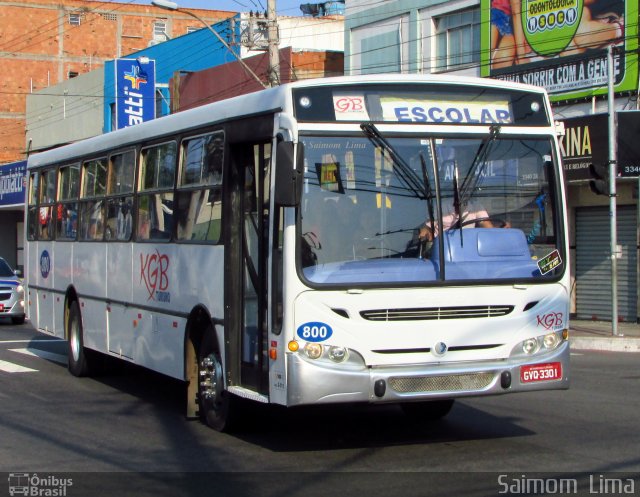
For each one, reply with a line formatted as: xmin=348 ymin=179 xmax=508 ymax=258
xmin=226 ymin=141 xmax=271 ymax=396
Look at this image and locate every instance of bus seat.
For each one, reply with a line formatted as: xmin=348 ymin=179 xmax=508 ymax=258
xmin=432 ymin=228 xmax=531 ymax=262
xmin=430 ymin=228 xmax=539 ymax=279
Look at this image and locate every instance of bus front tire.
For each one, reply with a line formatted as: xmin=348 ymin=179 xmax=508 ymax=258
xmin=197 ymin=328 xmax=237 ymax=432
xmin=401 ymin=399 xmax=455 ymax=421
xmin=67 ymin=300 xmax=92 ymax=377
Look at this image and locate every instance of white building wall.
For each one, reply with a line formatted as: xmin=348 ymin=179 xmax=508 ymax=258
xmin=240 ymin=15 xmax=344 ymax=58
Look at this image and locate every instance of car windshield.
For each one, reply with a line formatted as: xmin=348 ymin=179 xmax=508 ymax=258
xmin=0 ymin=258 xmax=15 ymax=277
xmin=298 ymin=132 xmax=563 ymax=285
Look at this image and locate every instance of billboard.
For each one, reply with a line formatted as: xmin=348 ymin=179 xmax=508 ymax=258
xmin=480 ymin=0 xmax=638 ymax=101
xmin=0 ymin=161 xmax=26 ymax=208
xmin=560 ymin=111 xmax=640 ymax=181
xmin=115 ymin=58 xmax=156 ymax=129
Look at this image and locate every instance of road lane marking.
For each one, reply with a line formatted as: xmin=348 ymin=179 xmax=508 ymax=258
xmin=0 ymin=359 xmax=37 ymax=373
xmin=9 ymin=348 xmax=67 ymax=365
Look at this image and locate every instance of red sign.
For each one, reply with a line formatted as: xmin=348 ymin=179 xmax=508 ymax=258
xmin=521 ymin=362 xmax=562 ymax=383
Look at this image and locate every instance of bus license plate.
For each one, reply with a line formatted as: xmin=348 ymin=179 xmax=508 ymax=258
xmin=520 ymin=362 xmax=562 ymax=383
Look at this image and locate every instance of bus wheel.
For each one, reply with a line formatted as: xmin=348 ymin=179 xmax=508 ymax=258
xmin=401 ymin=399 xmax=455 ymax=421
xmin=198 ymin=328 xmax=236 ymax=432
xmin=67 ymin=300 xmax=91 ymax=377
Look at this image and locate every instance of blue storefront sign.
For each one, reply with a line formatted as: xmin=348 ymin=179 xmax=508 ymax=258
xmin=115 ymin=58 xmax=156 ymax=129
xmin=0 ymin=161 xmax=26 ymax=208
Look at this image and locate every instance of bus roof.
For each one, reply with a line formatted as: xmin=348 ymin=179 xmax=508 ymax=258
xmin=27 ymin=74 xmax=548 ymax=169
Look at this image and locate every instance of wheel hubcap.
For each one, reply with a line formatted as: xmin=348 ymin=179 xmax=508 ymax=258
xmin=70 ymin=320 xmax=80 ymax=362
xmin=199 ymin=354 xmax=222 ymax=403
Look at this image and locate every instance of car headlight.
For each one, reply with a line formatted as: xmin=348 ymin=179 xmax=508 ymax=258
xmin=511 ymin=330 xmax=566 ymax=358
xmin=16 ymin=285 xmax=24 ymax=295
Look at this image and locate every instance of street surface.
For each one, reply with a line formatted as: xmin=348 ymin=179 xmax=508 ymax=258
xmin=1 ymin=319 xmax=638 ymax=496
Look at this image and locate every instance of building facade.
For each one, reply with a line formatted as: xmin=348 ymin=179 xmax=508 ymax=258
xmin=0 ymin=0 xmax=232 ymax=164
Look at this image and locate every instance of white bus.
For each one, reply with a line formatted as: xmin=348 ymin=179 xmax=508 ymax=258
xmin=25 ymin=75 xmax=570 ymax=431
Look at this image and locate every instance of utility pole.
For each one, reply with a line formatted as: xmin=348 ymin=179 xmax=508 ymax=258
xmin=267 ymin=0 xmax=280 ymax=87
xmin=607 ymin=44 xmax=620 ymax=336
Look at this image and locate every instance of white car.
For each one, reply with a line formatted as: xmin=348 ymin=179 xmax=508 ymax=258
xmin=0 ymin=257 xmax=25 ymax=325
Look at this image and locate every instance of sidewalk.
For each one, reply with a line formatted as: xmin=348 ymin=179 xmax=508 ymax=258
xmin=570 ymin=319 xmax=640 ymax=352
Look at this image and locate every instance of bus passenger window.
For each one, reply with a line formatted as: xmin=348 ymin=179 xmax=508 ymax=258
xmin=105 ymin=150 xmax=135 ymax=241
xmin=175 ymin=189 xmax=221 ymax=242
xmin=79 ymin=200 xmax=104 ymax=241
xmin=175 ymin=131 xmax=224 ymax=243
xmin=137 ymin=193 xmax=173 ymax=241
xmin=57 ymin=164 xmax=80 ymax=240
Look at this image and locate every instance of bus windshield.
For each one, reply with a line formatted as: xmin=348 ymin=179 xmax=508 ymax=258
xmin=299 ymin=131 xmax=562 ymax=285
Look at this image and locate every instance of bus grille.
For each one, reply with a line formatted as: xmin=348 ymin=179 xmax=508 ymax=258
xmin=389 ymin=373 xmax=496 ymax=393
xmin=360 ymin=305 xmax=514 ymax=321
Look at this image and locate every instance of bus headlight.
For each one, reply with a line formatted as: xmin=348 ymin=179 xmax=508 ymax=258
xmin=327 ymin=346 xmax=348 ymax=363
xmin=303 ymin=342 xmax=323 ymax=360
xmin=294 ymin=343 xmax=366 ymax=370
xmin=511 ymin=330 xmax=565 ymax=358
xmin=522 ymin=338 xmax=539 ymax=355
xmin=543 ymin=332 xmax=560 ymax=349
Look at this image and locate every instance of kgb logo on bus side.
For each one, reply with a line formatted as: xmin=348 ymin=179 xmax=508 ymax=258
xmin=140 ymin=250 xmax=171 ymax=303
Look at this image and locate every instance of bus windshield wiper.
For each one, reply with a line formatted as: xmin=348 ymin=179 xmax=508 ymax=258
xmin=419 ymin=151 xmax=436 ymax=255
xmin=360 ymin=122 xmax=426 ymax=199
xmin=457 ymin=125 xmax=500 ymax=223
xmin=452 ymin=164 xmax=464 ymax=247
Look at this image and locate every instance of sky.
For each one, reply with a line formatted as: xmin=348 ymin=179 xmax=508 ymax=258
xmin=101 ymin=0 xmax=309 ymax=17
xmin=176 ymin=0 xmax=306 ymax=16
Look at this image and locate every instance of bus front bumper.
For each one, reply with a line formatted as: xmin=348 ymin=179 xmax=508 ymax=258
xmin=285 ymin=341 xmax=570 ymax=406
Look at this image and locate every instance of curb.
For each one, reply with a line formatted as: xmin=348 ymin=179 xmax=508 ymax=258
xmin=570 ymin=337 xmax=640 ymax=353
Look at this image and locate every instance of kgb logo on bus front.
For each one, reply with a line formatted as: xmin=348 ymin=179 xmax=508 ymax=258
xmin=140 ymin=250 xmax=171 ymax=303
xmin=537 ymin=311 xmax=564 ymax=330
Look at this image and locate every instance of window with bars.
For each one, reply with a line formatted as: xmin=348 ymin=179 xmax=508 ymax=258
xmin=68 ymin=13 xmax=81 ymax=26
xmin=433 ymin=8 xmax=480 ymax=72
xmin=153 ymin=21 xmax=169 ymax=41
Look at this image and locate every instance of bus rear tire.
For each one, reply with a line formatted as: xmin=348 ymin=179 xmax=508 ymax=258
xmin=401 ymin=399 xmax=455 ymax=421
xmin=198 ymin=328 xmax=237 ymax=432
xmin=67 ymin=300 xmax=92 ymax=377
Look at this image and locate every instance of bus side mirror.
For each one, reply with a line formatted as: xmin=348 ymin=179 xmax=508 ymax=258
xmin=274 ymin=141 xmax=304 ymax=207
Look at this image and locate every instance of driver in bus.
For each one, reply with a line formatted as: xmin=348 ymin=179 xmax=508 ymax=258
xmin=410 ymin=202 xmax=511 ymax=259
xmin=417 ymin=200 xmax=510 ymax=243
